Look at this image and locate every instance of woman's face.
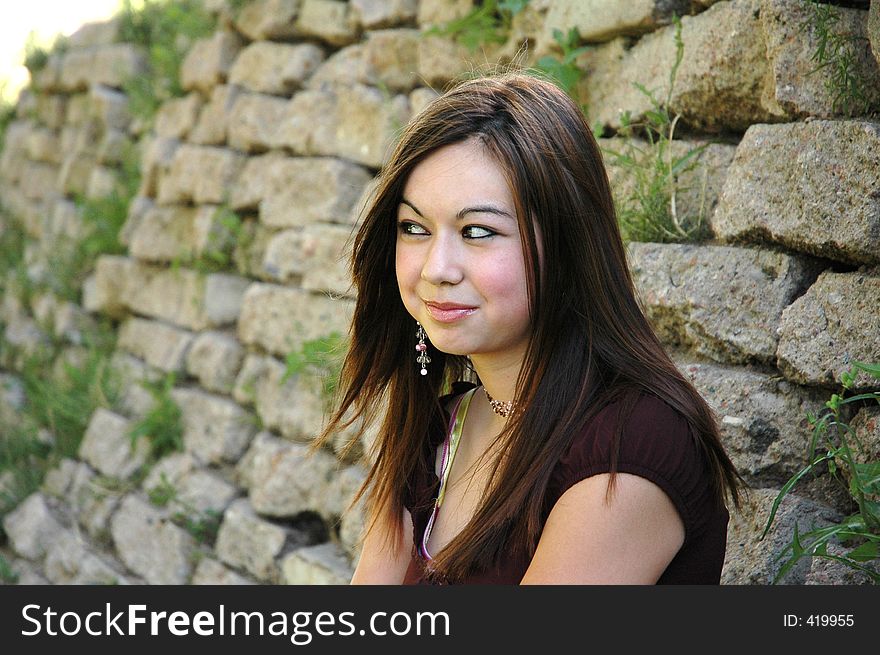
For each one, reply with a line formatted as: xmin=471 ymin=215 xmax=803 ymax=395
xmin=395 ymin=138 xmax=532 ymax=365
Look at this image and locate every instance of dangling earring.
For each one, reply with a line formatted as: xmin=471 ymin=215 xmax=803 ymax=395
xmin=415 ymin=322 xmax=430 ymax=376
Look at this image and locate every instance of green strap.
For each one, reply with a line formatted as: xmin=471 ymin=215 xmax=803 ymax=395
xmin=436 ymin=387 xmax=477 ymax=509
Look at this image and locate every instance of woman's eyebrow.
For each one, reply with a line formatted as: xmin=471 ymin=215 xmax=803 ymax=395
xmin=400 ymin=198 xmax=515 ymax=221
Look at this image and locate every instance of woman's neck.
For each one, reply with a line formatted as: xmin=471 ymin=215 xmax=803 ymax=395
xmin=468 ymin=349 xmax=525 ymax=408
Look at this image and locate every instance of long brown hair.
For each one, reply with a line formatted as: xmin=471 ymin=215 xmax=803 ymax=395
xmin=319 ymin=72 xmax=743 ymax=582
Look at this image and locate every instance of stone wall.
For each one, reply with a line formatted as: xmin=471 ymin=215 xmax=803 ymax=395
xmin=1 ymin=0 xmax=879 ymax=585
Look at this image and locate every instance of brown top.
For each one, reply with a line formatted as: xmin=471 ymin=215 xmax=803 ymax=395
xmin=402 ymin=384 xmax=729 ymax=584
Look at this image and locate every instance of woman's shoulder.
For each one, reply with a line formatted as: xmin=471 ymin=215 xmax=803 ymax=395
xmin=554 ymin=389 xmax=703 ymax=496
xmin=552 ymin=389 xmax=716 ymax=543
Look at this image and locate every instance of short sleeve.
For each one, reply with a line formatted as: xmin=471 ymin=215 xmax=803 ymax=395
xmin=549 ymin=393 xmax=715 ymax=547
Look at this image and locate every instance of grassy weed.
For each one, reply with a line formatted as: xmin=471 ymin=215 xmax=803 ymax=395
xmin=282 ymin=332 xmax=348 ymax=409
xmin=426 ymin=0 xmax=530 ymax=52
xmin=118 ymin=0 xmax=215 ymax=124
xmin=762 ymin=361 xmax=880 ymax=583
xmin=601 ymin=16 xmax=710 ymax=243
xmin=129 ymin=372 xmax=184 ymax=460
xmin=802 ymin=0 xmax=874 ymax=117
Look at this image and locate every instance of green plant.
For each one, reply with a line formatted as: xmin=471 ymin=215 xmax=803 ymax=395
xmin=761 ymin=361 xmax=880 ymax=583
xmin=22 ymin=31 xmax=68 ymax=75
xmin=129 ymin=372 xmax=184 ymax=459
xmin=174 ymin=508 xmax=223 ymax=545
xmin=0 ymin=324 xmax=119 ymax=532
xmin=0 ymin=83 xmax=16 ymax=153
xmin=282 ymin=332 xmax=348 ymax=407
xmin=188 ymin=205 xmax=242 ymax=274
xmin=147 ymin=472 xmax=177 ymax=507
xmin=535 ymin=27 xmax=591 ymax=95
xmin=601 ymin=15 xmax=710 ymax=243
xmin=19 ymin=335 xmax=119 ymax=461
xmin=118 ymin=0 xmax=216 ymax=123
xmin=426 ymin=0 xmax=530 ymax=52
xmin=146 ymin=473 xmax=222 ymax=544
xmin=0 ymin=553 xmax=19 ymax=584
xmin=802 ymin=0 xmax=873 ymax=117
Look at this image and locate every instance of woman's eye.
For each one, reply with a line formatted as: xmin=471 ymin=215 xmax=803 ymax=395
xmin=398 ymin=221 xmax=429 ymax=236
xmin=463 ymin=225 xmax=496 ymax=239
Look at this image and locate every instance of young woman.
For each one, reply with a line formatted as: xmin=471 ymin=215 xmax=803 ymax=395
xmin=319 ymin=72 xmax=743 ymax=584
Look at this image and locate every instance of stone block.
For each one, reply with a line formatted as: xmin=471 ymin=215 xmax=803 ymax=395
xmin=109 ymin=352 xmax=161 ymax=419
xmin=762 ymin=0 xmax=880 ymax=118
xmin=171 ymin=387 xmax=258 ymax=464
xmin=89 ymin=84 xmax=131 ymax=130
xmin=83 ymin=255 xmax=133 ymax=319
xmin=280 ymin=542 xmax=353 ymax=584
xmin=229 ymin=42 xmax=325 ymax=96
xmin=58 ymin=154 xmax=94 ymax=196
xmin=157 ymin=144 xmax=246 ymax=205
xmin=137 ymin=136 xmax=180 ymax=199
xmin=86 ymin=166 xmax=122 ymax=199
xmin=186 ymin=331 xmax=245 ymax=395
xmin=20 ymin=161 xmax=61 ymax=201
xmin=36 ymin=94 xmax=67 ymax=129
xmin=214 ymin=498 xmax=288 ymax=582
xmin=155 ymin=93 xmax=203 ymax=140
xmin=712 ymin=120 xmax=880 ymax=265
xmin=628 ymin=242 xmax=820 ymax=364
xmin=804 ymin=542 xmax=879 ymax=584
xmin=235 ymin=0 xmax=303 ymax=40
xmin=123 ymin=261 xmax=250 ymax=330
xmin=309 ymin=29 xmax=420 ymax=92
xmin=66 ymin=463 xmax=124 ymax=540
xmin=543 ymin=0 xmax=691 ymax=43
xmin=1 ymin=492 xmax=67 ymax=560
xmin=776 ymin=270 xmax=880 ymax=388
xmin=262 ymin=223 xmax=353 ymax=296
xmin=143 ymin=453 xmax=240 ymax=516
xmin=416 ymin=35 xmax=473 ymax=90
xmin=239 ymin=432 xmax=339 ymax=518
xmin=295 ymin=0 xmax=359 ymax=46
xmin=117 ymin=316 xmax=195 ymax=373
xmin=351 ymin=0 xmax=418 ymax=29
xmin=110 ymin=494 xmax=196 ymax=585
xmin=180 ymin=30 xmax=245 ymax=95
xmin=44 ymin=530 xmax=128 ymax=585
xmin=129 ymin=204 xmax=234 ymax=264
xmin=117 ymin=196 xmax=156 ymax=247
xmin=238 ymin=282 xmax=354 ymax=357
xmin=191 ymin=557 xmax=257 ymax=584
xmin=59 ymin=44 xmax=148 ymax=92
xmin=68 ymin=18 xmax=120 ymax=47
xmin=416 ymin=0 xmax=473 ymax=28
xmin=722 ymin=488 xmax=841 ymax=584
xmin=231 ymin=152 xmax=372 ymax=227
xmin=78 ymin=408 xmax=150 ymax=479
xmin=231 ymin=355 xmax=330 ymax=444
xmin=584 ymin=0 xmax=780 ymax=132
xmin=227 ymin=92 xmax=289 ymax=152
xmin=272 ymin=84 xmax=410 ymax=168
xmin=26 ymin=127 xmax=61 ymax=164
xmin=678 ymin=360 xmax=827 ymax=484
xmin=190 ymin=85 xmax=242 ymax=146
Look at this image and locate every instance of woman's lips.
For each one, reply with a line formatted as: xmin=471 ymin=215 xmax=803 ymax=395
xmin=424 ymin=301 xmax=477 ymax=323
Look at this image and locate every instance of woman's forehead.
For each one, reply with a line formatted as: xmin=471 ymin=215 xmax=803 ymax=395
xmin=401 ymin=140 xmax=515 ymax=212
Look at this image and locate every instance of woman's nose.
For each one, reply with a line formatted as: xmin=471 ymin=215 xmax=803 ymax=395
xmin=420 ymin=234 xmax=463 ymax=286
